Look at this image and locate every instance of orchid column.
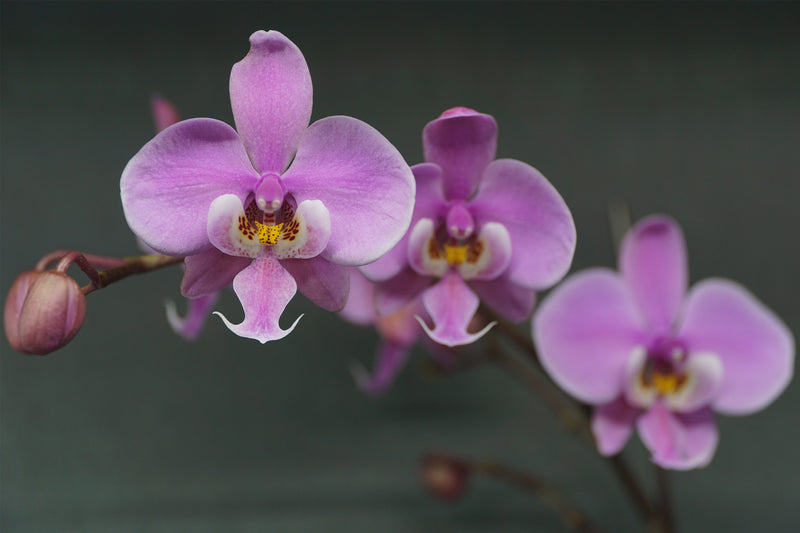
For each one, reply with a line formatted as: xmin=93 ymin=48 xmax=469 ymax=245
xmin=121 ymin=31 xmax=415 ymax=343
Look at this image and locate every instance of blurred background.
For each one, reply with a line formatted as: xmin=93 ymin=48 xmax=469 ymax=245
xmin=2 ymin=2 xmax=799 ymax=531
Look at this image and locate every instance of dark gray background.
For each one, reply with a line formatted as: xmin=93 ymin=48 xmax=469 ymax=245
xmin=2 ymin=2 xmax=799 ymax=531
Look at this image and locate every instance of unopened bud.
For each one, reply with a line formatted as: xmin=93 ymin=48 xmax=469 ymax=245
xmin=4 ymin=271 xmax=86 ymax=355
xmin=421 ymin=454 xmax=470 ymax=502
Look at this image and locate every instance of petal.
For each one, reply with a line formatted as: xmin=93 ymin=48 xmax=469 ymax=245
xmin=408 ymin=218 xmax=449 ymax=277
xmin=470 ymin=159 xmax=576 ymax=290
xmin=273 ymin=199 xmax=331 ymax=260
xmin=360 ymin=163 xmax=446 ymax=281
xmin=165 ymin=292 xmax=219 ymax=340
xmin=666 ymin=352 xmax=723 ymax=413
xmin=533 ymin=269 xmax=647 ymax=405
xmin=470 ymin=274 xmax=537 ymax=322
xmin=592 ymin=397 xmax=640 ymax=456
xmin=214 ymin=255 xmax=301 ymax=343
xmin=281 ymin=256 xmax=349 ymax=312
xmin=282 ymin=115 xmax=415 ymax=266
xmin=374 ymin=267 xmax=431 ymax=316
xmin=229 ymin=30 xmax=312 ymax=174
xmin=677 ymin=279 xmax=794 ymax=415
xmin=619 ymin=215 xmax=688 ymax=334
xmin=339 ymin=268 xmax=378 ymax=326
xmin=150 ymin=93 xmax=181 ymax=132
xmin=121 ymin=119 xmax=260 ymax=256
xmin=181 ymin=247 xmax=250 ymax=298
xmin=623 ymin=347 xmax=658 ymax=409
xmin=418 ymin=274 xmax=495 ymax=347
xmin=458 ymin=222 xmax=511 ymax=281
xmin=375 ymin=301 xmax=423 ymax=347
xmin=207 ymin=194 xmax=265 ymax=258
xmin=422 ymin=109 xmax=497 ymax=201
xmin=637 ymin=404 xmax=718 ymax=470
xmin=352 ymin=342 xmax=412 ymax=396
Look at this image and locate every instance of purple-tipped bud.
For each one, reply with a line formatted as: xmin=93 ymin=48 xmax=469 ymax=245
xmin=4 ymin=271 xmax=86 ymax=355
xmin=421 ymin=454 xmax=471 ymax=502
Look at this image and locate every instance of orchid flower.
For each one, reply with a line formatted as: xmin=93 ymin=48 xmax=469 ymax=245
xmin=121 ymin=31 xmax=415 ymax=343
xmin=362 ymin=107 xmax=576 ymax=347
xmin=533 ymin=215 xmax=794 ymax=469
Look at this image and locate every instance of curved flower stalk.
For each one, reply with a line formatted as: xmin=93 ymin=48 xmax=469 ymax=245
xmin=339 ymin=268 xmax=457 ymax=394
xmin=144 ymin=94 xmax=219 ymax=340
xmin=362 ymin=107 xmax=576 ymax=347
xmin=121 ymin=31 xmax=415 ymax=343
xmin=533 ymin=215 xmax=794 ymax=470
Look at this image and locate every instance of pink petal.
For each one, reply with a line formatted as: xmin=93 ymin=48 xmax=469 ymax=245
xmin=637 ymin=404 xmax=718 ymax=470
xmin=470 ymin=159 xmax=575 ymax=290
xmin=121 ymin=118 xmax=259 ymax=257
xmin=229 ymin=30 xmax=312 ymax=174
xmin=592 ymin=397 xmax=641 ymax=456
xmin=165 ymin=293 xmax=220 ymax=341
xmin=339 ymin=268 xmax=378 ymax=326
xmin=533 ymin=269 xmax=646 ymax=405
xmin=282 ymin=115 xmax=415 ymax=266
xmin=422 ymin=109 xmax=497 ymax=201
xmin=214 ymin=255 xmax=301 ymax=343
xmin=418 ymin=273 xmax=495 ymax=347
xmin=360 ymin=163 xmax=446 ymax=282
xmin=457 ymin=222 xmax=511 ymax=281
xmin=281 ymin=256 xmax=349 ymax=312
xmin=677 ymin=278 xmax=794 ymax=415
xmin=374 ymin=267 xmax=431 ymax=316
xmin=150 ymin=93 xmax=181 ymax=132
xmin=352 ymin=342 xmax=412 ymax=396
xmin=181 ymin=247 xmax=250 ymax=299
xmin=619 ymin=215 xmax=688 ymax=335
xmin=470 ymin=274 xmax=536 ymax=322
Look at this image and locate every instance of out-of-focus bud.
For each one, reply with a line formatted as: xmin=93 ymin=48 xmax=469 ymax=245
xmin=4 ymin=271 xmax=86 ymax=355
xmin=421 ymin=453 xmax=471 ymax=502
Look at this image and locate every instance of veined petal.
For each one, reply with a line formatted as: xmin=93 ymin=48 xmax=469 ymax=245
xmin=418 ymin=273 xmax=495 ymax=347
xmin=374 ymin=267 xmax=431 ymax=316
xmin=181 ymin=247 xmax=251 ymax=298
xmin=422 ymin=109 xmax=497 ymax=201
xmin=207 ymin=194 xmax=265 ymax=258
xmin=592 ymin=397 xmax=640 ymax=456
xmin=273 ymin=200 xmax=330 ymax=260
xmin=637 ymin=404 xmax=718 ymax=470
xmin=352 ymin=342 xmax=412 ymax=396
xmin=282 ymin=115 xmax=415 ymax=266
xmin=620 ymin=215 xmax=687 ymax=335
xmin=121 ymin=118 xmax=259 ymax=257
xmin=229 ymin=30 xmax=312 ymax=174
xmin=533 ymin=269 xmax=646 ymax=405
xmin=360 ymin=163 xmax=446 ymax=282
xmin=165 ymin=292 xmax=219 ymax=341
xmin=458 ymin=222 xmax=511 ymax=281
xmin=408 ymin=218 xmax=449 ymax=278
xmin=339 ymin=268 xmax=378 ymax=326
xmin=470 ymin=159 xmax=575 ymax=290
xmin=470 ymin=274 xmax=537 ymax=322
xmin=666 ymin=352 xmax=723 ymax=413
xmin=281 ymin=256 xmax=349 ymax=312
xmin=214 ymin=255 xmax=301 ymax=343
xmin=677 ymin=279 xmax=794 ymax=415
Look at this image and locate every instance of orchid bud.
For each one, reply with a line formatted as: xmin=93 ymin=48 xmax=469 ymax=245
xmin=4 ymin=270 xmax=86 ymax=355
xmin=421 ymin=454 xmax=470 ymax=502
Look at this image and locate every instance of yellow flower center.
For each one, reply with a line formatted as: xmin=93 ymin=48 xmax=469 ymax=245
xmin=443 ymin=243 xmax=469 ymax=265
xmin=254 ymin=221 xmax=284 ymax=245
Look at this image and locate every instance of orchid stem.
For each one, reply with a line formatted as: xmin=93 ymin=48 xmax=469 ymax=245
xmin=461 ymin=456 xmax=603 ymax=533
xmin=651 ymin=466 xmax=676 ymax=533
xmin=82 ymin=254 xmax=184 ymax=294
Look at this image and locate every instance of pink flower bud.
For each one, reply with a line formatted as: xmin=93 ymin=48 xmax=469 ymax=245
xmin=421 ymin=454 xmax=470 ymax=502
xmin=4 ymin=271 xmax=86 ymax=355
